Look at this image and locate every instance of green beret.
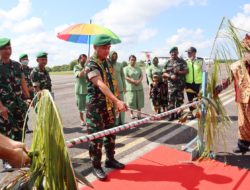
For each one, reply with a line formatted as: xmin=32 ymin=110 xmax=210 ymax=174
xmin=36 ymin=51 xmax=48 ymax=58
xmin=93 ymin=34 xmax=112 ymax=46
xmin=169 ymin=46 xmax=178 ymax=53
xmin=19 ymin=53 xmax=28 ymax=60
xmin=0 ymin=38 xmax=11 ymax=48
xmin=93 ymin=34 xmax=121 ymax=46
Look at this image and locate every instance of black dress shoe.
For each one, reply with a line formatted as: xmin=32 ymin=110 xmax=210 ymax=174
xmin=105 ymin=159 xmax=125 ymax=169
xmin=92 ymin=167 xmax=107 ymax=181
xmin=233 ymin=147 xmax=248 ymax=155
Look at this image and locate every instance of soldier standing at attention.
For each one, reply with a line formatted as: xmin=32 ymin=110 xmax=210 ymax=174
xmin=31 ymin=52 xmax=52 ymax=95
xmin=73 ymin=54 xmax=88 ymax=127
xmin=0 ymin=38 xmax=31 ymax=169
xmin=19 ymin=53 xmax=34 ymax=133
xmin=85 ymin=34 xmax=128 ymax=181
xmin=19 ymin=53 xmax=34 ymax=99
xmin=163 ymin=47 xmax=188 ymax=121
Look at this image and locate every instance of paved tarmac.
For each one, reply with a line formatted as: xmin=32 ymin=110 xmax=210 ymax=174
xmin=1 ymin=67 xmax=249 ymax=182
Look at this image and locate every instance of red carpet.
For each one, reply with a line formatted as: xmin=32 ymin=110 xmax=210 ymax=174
xmin=81 ymin=146 xmax=250 ymax=190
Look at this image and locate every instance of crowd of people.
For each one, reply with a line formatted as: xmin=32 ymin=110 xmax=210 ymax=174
xmin=0 ymin=33 xmax=250 ymax=181
xmin=74 ymin=45 xmax=204 ymax=125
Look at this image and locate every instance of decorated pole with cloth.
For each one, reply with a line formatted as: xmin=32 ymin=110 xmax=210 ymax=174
xmin=66 ymin=101 xmax=201 ymax=148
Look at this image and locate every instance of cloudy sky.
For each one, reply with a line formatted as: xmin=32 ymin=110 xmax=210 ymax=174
xmin=1 ymin=0 xmax=250 ymax=66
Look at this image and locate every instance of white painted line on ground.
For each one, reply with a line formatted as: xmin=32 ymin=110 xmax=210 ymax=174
xmin=73 ymin=90 xmax=235 ymax=159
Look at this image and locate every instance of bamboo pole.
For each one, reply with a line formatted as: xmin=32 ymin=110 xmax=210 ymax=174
xmin=66 ymin=101 xmax=201 ymax=148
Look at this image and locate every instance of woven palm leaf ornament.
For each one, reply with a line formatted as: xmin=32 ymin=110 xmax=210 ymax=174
xmin=0 ymin=90 xmax=93 ymax=190
xmin=187 ymin=18 xmax=250 ymax=158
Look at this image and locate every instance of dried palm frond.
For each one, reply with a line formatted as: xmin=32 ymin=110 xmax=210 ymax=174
xmin=0 ymin=90 xmax=93 ymax=190
xmin=195 ymin=18 xmax=250 ymax=158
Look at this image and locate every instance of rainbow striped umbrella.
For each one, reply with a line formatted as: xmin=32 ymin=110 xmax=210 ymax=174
xmin=57 ymin=23 xmax=121 ymax=44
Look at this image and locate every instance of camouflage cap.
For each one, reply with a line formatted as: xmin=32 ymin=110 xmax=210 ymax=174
xmin=36 ymin=51 xmax=48 ymax=58
xmin=169 ymin=46 xmax=178 ymax=53
xmin=0 ymin=38 xmax=11 ymax=48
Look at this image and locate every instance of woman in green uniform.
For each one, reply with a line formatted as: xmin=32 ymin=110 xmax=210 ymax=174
xmin=73 ymin=54 xmax=88 ymax=126
xmin=109 ymin=51 xmax=126 ymax=125
xmin=146 ymin=57 xmax=162 ymax=85
xmin=146 ymin=57 xmax=163 ymax=111
xmin=124 ymin=55 xmax=144 ymax=119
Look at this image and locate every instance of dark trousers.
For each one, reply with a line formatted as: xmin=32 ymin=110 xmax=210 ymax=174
xmin=186 ymin=83 xmax=201 ymax=112
xmin=86 ymin=107 xmax=116 ymax=168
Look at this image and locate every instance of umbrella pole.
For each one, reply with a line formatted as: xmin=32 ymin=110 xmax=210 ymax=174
xmin=88 ymin=20 xmax=92 ymax=58
xmin=88 ymin=35 xmax=91 ymax=57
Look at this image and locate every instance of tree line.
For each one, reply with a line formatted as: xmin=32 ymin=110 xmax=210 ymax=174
xmin=46 ymin=60 xmax=146 ymax=72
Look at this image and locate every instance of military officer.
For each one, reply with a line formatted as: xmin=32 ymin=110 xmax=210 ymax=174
xmin=19 ymin=53 xmax=34 ymax=99
xmin=0 ymin=38 xmax=30 ymax=169
xmin=19 ymin=53 xmax=34 ymax=133
xmin=31 ymin=51 xmax=52 ymax=94
xmin=85 ymin=34 xmax=128 ymax=181
xmin=163 ymin=47 xmax=188 ymax=121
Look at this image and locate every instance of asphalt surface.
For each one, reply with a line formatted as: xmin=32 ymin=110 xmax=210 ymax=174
xmin=0 ymin=67 xmax=249 ymax=182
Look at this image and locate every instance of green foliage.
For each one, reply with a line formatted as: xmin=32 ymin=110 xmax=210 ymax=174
xmin=45 ymin=66 xmax=52 ymax=72
xmin=46 ymin=60 xmax=77 ymax=72
xmin=69 ymin=60 xmax=78 ymax=70
xmin=51 ymin=64 xmax=70 ymax=72
xmin=122 ymin=61 xmax=128 ymax=67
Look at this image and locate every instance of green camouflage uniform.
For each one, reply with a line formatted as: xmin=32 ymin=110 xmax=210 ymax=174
xmin=164 ymin=58 xmax=187 ymax=111
xmin=85 ymin=54 xmax=116 ymax=168
xmin=22 ymin=65 xmax=34 ymax=98
xmin=0 ymin=60 xmax=28 ymax=141
xmin=30 ymin=67 xmax=52 ymax=91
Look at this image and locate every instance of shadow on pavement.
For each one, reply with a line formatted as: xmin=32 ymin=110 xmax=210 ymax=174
xmin=63 ymin=127 xmax=85 ymax=134
xmin=216 ymin=153 xmax=250 ymax=170
xmin=164 ymin=127 xmax=197 ymax=145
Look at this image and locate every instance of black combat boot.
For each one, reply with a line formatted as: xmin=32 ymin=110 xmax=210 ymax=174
xmin=104 ymin=135 xmax=124 ymax=169
xmin=89 ymin=143 xmax=106 ymax=180
xmin=92 ymin=166 xmax=107 ymax=181
xmin=105 ymin=159 xmax=125 ymax=169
